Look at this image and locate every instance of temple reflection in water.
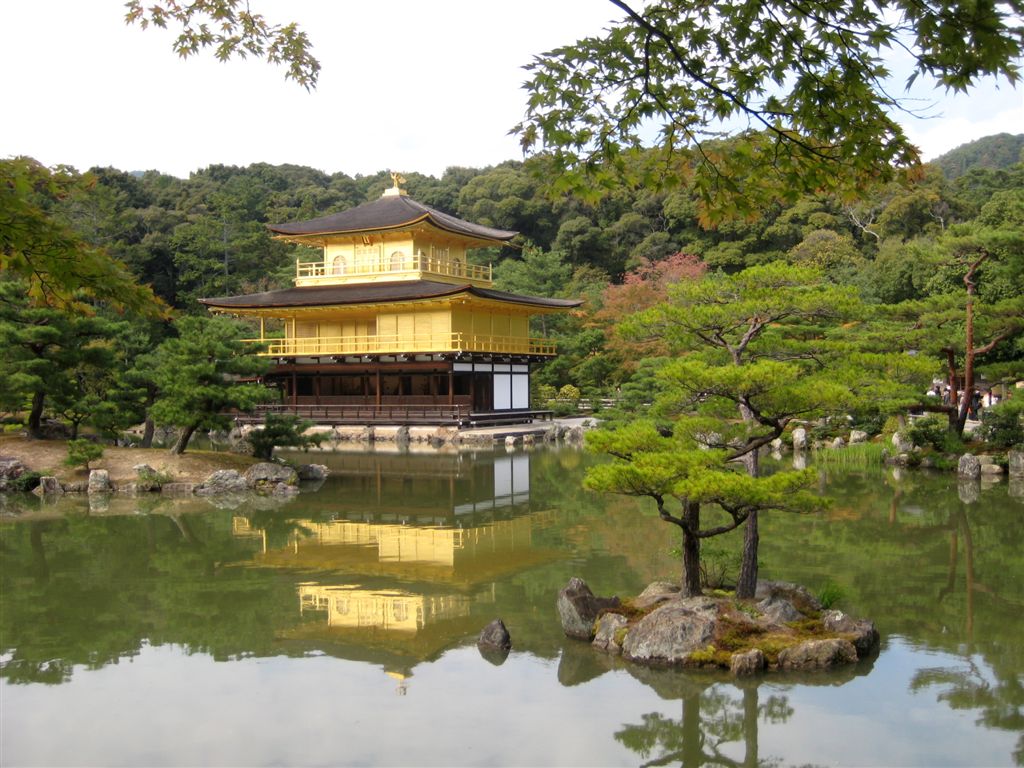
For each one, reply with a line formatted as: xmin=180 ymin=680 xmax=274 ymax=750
xmin=231 ymin=450 xmax=554 ymax=682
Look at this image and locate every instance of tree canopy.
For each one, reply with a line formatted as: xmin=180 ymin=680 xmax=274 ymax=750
xmin=515 ymin=0 xmax=1023 ymax=221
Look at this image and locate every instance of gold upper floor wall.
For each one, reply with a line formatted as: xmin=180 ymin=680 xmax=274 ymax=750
xmin=290 ymin=228 xmax=493 ymax=288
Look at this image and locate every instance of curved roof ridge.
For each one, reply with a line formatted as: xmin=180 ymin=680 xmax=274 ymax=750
xmin=268 ymin=193 xmax=517 ymax=242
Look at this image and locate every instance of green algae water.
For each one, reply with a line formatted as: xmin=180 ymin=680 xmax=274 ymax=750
xmin=1 ymin=448 xmax=1021 ymax=766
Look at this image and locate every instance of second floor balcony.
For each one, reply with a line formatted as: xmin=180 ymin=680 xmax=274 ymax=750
xmin=245 ymin=331 xmax=557 ymax=358
xmin=295 ymin=253 xmax=492 ymax=287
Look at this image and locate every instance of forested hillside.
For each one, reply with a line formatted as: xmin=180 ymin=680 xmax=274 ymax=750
xmin=933 ymin=133 xmax=1024 ymax=180
xmin=2 ymin=136 xmax=1022 ymax=440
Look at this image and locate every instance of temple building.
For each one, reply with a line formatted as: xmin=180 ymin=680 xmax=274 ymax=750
xmin=200 ymin=174 xmax=579 ymax=425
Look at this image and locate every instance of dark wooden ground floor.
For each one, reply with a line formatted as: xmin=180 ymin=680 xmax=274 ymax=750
xmin=255 ymin=357 xmax=543 ymax=425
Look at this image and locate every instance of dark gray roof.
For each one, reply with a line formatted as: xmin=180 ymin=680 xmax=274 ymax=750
xmin=269 ymin=194 xmax=517 ymax=242
xmin=199 ymin=280 xmax=581 ymax=310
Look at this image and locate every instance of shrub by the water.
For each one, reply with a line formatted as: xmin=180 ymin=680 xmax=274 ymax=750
xmin=64 ymin=439 xmax=104 ymax=472
xmin=977 ymin=400 xmax=1024 ymax=449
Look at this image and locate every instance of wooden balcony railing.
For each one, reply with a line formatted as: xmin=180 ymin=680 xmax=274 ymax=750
xmin=244 ymin=332 xmax=557 ymax=357
xmin=295 ymin=254 xmax=492 ymax=285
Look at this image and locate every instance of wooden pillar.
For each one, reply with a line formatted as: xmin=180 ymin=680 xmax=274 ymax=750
xmin=375 ymin=369 xmax=382 ymax=407
xmin=448 ymin=368 xmax=454 ymax=406
xmin=314 ymin=373 xmax=321 ymax=405
xmin=291 ymin=371 xmax=298 ymax=407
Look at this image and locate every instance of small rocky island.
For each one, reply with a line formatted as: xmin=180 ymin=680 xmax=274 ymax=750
xmin=558 ymin=577 xmax=879 ymax=676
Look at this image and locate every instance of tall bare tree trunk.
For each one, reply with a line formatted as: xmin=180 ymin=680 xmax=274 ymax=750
xmin=169 ymin=424 xmax=198 ymax=455
xmin=681 ymin=500 xmax=702 ymax=597
xmin=141 ymin=417 xmax=155 ymax=449
xmin=736 ymin=444 xmax=760 ymax=598
xmin=27 ymin=391 xmax=46 ymax=438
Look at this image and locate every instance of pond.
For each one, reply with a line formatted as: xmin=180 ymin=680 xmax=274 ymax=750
xmin=1 ymin=447 xmax=1022 ymax=767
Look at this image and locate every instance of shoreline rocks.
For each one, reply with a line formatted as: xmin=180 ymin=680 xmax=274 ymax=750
xmin=557 ymin=577 xmax=879 ymax=676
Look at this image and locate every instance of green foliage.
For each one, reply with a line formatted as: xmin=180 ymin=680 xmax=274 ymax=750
xmin=817 ymin=581 xmax=846 ymax=609
xmin=813 ymin=442 xmax=886 ymax=466
xmin=124 ymin=1 xmax=320 ymax=89
xmin=556 ymin=384 xmax=581 ymax=403
xmin=9 ymin=471 xmax=42 ymax=493
xmin=699 ymin=545 xmax=741 ymax=590
xmin=977 ymin=399 xmax=1024 ymax=449
xmin=64 ymin=439 xmax=104 ymax=472
xmin=516 ymin=1 xmax=1023 ymax=222
xmin=150 ymin=315 xmax=270 ymax=454
xmin=247 ymin=414 xmax=325 ymax=460
xmin=906 ymin=415 xmax=946 ymax=451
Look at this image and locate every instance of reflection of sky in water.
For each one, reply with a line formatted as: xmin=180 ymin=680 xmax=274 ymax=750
xmin=3 ymin=638 xmax=1017 ymax=767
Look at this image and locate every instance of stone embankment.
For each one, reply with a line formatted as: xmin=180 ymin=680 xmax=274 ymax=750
xmin=557 ymin=577 xmax=879 ymax=676
xmin=2 ymin=460 xmax=329 ymax=499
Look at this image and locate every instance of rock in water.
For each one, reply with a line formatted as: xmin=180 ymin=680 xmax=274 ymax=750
xmin=958 ymin=453 xmax=981 ymax=479
xmin=195 ymin=469 xmax=248 ymax=495
xmin=87 ymin=469 xmax=111 ymax=494
xmin=592 ymin=613 xmax=629 ymax=655
xmin=821 ymin=610 xmax=880 ymax=658
xmin=477 ymin=619 xmax=512 ymax=665
xmin=730 ymin=648 xmax=766 ymax=677
xmin=621 ymin=597 xmax=718 ymax=665
xmin=244 ymin=462 xmax=299 ymax=489
xmin=557 ymin=577 xmax=620 ymax=640
xmin=777 ymin=638 xmax=857 ymax=670
xmin=478 ymin=619 xmax=512 ymax=651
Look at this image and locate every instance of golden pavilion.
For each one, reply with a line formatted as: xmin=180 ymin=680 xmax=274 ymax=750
xmin=201 ymin=173 xmax=579 ymax=425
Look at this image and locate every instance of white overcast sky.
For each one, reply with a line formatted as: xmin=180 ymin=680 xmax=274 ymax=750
xmin=2 ymin=1 xmax=1021 ymax=180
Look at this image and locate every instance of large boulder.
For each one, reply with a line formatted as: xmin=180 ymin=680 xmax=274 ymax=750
xmin=791 ymin=427 xmax=807 ymax=450
xmin=0 ymin=457 xmax=29 ymax=491
xmin=849 ymin=430 xmax=868 ymax=444
xmin=777 ymin=638 xmax=857 ymax=670
xmin=892 ymin=431 xmax=914 ymax=453
xmin=1008 ymin=450 xmax=1024 ymax=479
xmin=730 ymin=648 xmax=766 ymax=677
xmin=477 ymin=619 xmax=512 ymax=652
xmin=632 ymin=581 xmax=681 ymax=610
xmin=621 ymin=597 xmax=719 ymax=665
xmin=195 ymin=469 xmax=249 ymax=496
xmin=88 ymin=469 xmax=111 ymax=494
xmin=757 ymin=595 xmax=802 ymax=624
xmin=32 ymin=476 xmax=63 ymax=497
xmin=244 ymin=462 xmax=299 ymax=489
xmin=296 ymin=464 xmax=329 ymax=482
xmin=592 ymin=613 xmax=629 ymax=655
xmin=557 ymin=577 xmax=620 ymax=640
xmin=821 ymin=610 xmax=880 ymax=658
xmin=754 ymin=580 xmax=822 ymax=614
xmin=957 ymin=453 xmax=981 ymax=479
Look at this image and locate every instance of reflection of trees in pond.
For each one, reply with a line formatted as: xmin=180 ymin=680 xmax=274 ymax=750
xmin=615 ymin=682 xmax=793 ymax=768
xmin=911 ymin=660 xmax=1024 ymax=766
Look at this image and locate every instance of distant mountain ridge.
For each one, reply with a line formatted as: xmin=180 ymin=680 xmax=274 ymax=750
xmin=932 ymin=133 xmax=1024 ymax=180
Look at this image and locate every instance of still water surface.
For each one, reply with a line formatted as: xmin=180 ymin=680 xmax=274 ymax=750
xmin=1 ymin=448 xmax=1022 ymax=766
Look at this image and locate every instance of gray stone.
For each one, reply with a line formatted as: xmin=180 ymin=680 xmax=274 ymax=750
xmin=0 ymin=456 xmax=29 ymax=491
xmin=730 ymin=648 xmax=766 ymax=677
xmin=1008 ymin=450 xmax=1024 ymax=479
xmin=32 ymin=476 xmax=63 ymax=496
xmin=849 ymin=430 xmax=868 ymax=444
xmin=777 ymin=638 xmax=858 ymax=670
xmin=757 ymin=595 xmax=803 ymax=624
xmin=754 ymin=580 xmax=822 ymax=614
xmin=557 ymin=577 xmax=621 ymax=640
xmin=477 ymin=618 xmax=512 ymax=651
xmin=565 ymin=426 xmax=585 ymax=444
xmin=88 ymin=469 xmax=111 ymax=494
xmin=374 ymin=426 xmax=410 ymax=444
xmin=791 ymin=427 xmax=807 ymax=450
xmin=161 ymin=482 xmax=196 ymax=497
xmin=522 ymin=434 xmax=536 ymax=446
xmin=622 ymin=597 xmax=719 ymax=665
xmin=632 ymin=581 xmax=681 ymax=610
xmin=958 ymin=453 xmax=981 ymax=479
xmin=296 ymin=464 xmax=329 ymax=481
xmin=505 ymin=435 xmax=519 ymax=447
xmin=792 ymin=451 xmax=807 ymax=470
xmin=770 ymin=438 xmax=783 ymax=451
xmin=892 ymin=432 xmax=914 ymax=453
xmin=61 ymin=481 xmax=88 ymax=494
xmin=980 ymin=463 xmax=1004 ymax=476
xmin=592 ymin=613 xmax=629 ymax=655
xmin=244 ymin=462 xmax=299 ymax=489
xmin=821 ymin=610 xmax=880 ymax=659
xmin=976 ymin=455 xmax=996 ymax=465
xmin=196 ymin=469 xmax=249 ymax=495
